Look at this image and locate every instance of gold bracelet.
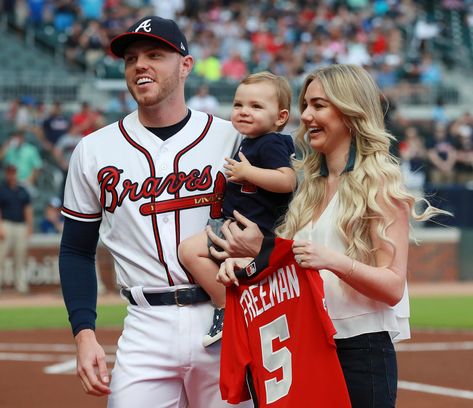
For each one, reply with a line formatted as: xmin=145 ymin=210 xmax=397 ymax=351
xmin=346 ymin=259 xmax=356 ymax=280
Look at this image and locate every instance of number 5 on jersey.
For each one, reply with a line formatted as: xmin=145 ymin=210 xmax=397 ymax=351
xmin=259 ymin=315 xmax=292 ymax=404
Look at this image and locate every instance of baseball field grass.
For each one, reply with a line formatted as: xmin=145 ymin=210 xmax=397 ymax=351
xmin=0 ymin=295 xmax=472 ymax=331
xmin=0 ymin=304 xmax=127 ymax=331
xmin=409 ymin=295 xmax=473 ymax=329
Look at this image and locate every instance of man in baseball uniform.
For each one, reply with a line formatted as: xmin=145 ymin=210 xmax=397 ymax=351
xmin=59 ymin=16 xmax=256 ymax=408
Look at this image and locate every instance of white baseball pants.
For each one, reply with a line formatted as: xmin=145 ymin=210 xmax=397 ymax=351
xmin=108 ymin=288 xmax=253 ymax=408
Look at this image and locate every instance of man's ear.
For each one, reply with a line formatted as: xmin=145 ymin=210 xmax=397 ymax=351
xmin=181 ymin=55 xmax=194 ymax=78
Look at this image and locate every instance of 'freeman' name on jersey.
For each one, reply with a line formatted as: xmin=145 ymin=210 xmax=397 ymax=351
xmin=239 ymin=264 xmax=300 ymax=326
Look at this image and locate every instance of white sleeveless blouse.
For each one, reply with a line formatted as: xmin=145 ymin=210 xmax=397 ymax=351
xmin=294 ymin=192 xmax=410 ymax=342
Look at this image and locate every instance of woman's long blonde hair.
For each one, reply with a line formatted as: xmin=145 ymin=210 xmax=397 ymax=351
xmin=276 ymin=64 xmax=446 ymax=265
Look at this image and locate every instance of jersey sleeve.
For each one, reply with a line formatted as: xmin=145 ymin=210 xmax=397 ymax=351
xmin=61 ymin=140 xmax=102 ymax=222
xmin=220 ymin=286 xmax=252 ymax=404
xmin=257 ymin=134 xmax=295 ymax=170
xmin=235 ymin=237 xmax=293 ymax=283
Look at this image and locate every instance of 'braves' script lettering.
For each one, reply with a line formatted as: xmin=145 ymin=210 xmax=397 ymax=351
xmin=98 ymin=165 xmax=213 ymax=213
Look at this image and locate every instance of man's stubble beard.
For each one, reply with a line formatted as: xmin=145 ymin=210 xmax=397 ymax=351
xmin=128 ymin=70 xmax=180 ymax=108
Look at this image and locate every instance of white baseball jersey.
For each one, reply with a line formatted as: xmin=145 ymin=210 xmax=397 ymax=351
xmin=62 ymin=109 xmax=241 ymax=289
xmin=62 ymin=109 xmax=253 ymax=408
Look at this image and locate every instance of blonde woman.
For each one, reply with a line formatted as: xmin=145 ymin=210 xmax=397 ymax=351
xmin=214 ymin=64 xmax=448 ymax=408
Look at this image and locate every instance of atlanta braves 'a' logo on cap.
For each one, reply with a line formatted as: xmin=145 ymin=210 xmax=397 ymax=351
xmin=134 ymin=19 xmax=152 ymax=33
xmin=110 ymin=16 xmax=189 ymax=58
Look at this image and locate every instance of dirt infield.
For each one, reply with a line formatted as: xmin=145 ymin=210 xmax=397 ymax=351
xmin=0 ymin=328 xmax=117 ymax=408
xmin=0 ymin=284 xmax=472 ymax=407
xmin=0 ymin=327 xmax=472 ymax=408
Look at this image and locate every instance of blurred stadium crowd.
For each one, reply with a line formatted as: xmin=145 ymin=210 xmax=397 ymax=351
xmin=0 ymin=0 xmax=472 ymax=233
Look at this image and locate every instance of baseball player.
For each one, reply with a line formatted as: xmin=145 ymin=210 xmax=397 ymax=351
xmin=218 ymin=237 xmax=351 ymax=407
xmin=59 ymin=16 xmax=254 ymax=408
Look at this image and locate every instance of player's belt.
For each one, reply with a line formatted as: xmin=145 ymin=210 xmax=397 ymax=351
xmin=121 ymin=287 xmax=210 ymax=306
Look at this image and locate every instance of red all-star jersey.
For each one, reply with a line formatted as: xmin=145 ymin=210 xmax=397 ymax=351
xmin=220 ymin=237 xmax=351 ymax=407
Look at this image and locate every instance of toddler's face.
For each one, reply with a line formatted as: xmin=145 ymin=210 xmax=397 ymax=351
xmin=231 ymin=82 xmax=285 ymax=138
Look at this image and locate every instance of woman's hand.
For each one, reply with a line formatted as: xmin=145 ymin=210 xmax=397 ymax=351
xmin=217 ymin=257 xmax=254 ymax=287
xmin=292 ymin=240 xmax=334 ymax=270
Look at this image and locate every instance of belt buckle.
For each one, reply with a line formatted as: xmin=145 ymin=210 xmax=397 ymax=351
xmin=174 ymin=288 xmax=191 ymax=307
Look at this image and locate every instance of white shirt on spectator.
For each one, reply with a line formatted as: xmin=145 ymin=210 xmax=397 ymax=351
xmin=187 ymin=94 xmax=220 ymax=116
xmin=151 ymin=0 xmax=184 ymax=20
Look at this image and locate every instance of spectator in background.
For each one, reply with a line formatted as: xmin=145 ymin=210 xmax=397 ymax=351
xmin=343 ymin=40 xmax=372 ymax=66
xmin=413 ymin=17 xmax=439 ymax=54
xmin=53 ymin=125 xmax=83 ymax=200
xmin=64 ymin=21 xmax=84 ymax=65
xmin=53 ymin=125 xmax=83 ymax=174
xmin=27 ymin=0 xmax=45 ymax=26
xmin=71 ymin=101 xmax=105 ymax=136
xmin=415 ymin=53 xmax=443 ymax=102
xmin=4 ymin=97 xmax=21 ymax=124
xmin=2 ymin=0 xmax=16 ymax=23
xmin=419 ymin=53 xmax=442 ymax=87
xmin=381 ymin=94 xmax=400 ymax=136
xmin=53 ymin=0 xmax=78 ymax=32
xmin=221 ymin=50 xmax=248 ymax=81
xmin=31 ymin=100 xmax=48 ymax=129
xmin=78 ymin=0 xmax=104 ymax=21
xmin=399 ymin=57 xmax=422 ymax=100
xmin=39 ymin=196 xmax=64 ymax=234
xmin=79 ymin=20 xmax=109 ymax=68
xmin=0 ymin=129 xmax=43 ymax=191
xmin=218 ymin=19 xmax=252 ymax=63
xmin=6 ymin=97 xmax=46 ymax=137
xmin=251 ymin=26 xmax=278 ymax=56
xmin=194 ymin=48 xmax=222 ymax=81
xmin=41 ymin=101 xmax=72 ymax=151
xmin=0 ymin=165 xmax=33 ymax=294
xmin=427 ymin=122 xmax=457 ymax=185
xmin=399 ymin=126 xmax=427 ymax=194
xmin=187 ymin=84 xmax=220 ymax=115
xmin=150 ymin=0 xmax=184 ymax=20
xmin=453 ymin=128 xmax=473 ymax=185
xmin=432 ymin=96 xmax=448 ymax=125
xmin=374 ymin=59 xmax=400 ymax=99
xmin=247 ymin=48 xmax=270 ymax=74
xmin=368 ymin=24 xmax=389 ymax=59
xmin=101 ymin=4 xmax=132 ymax=41
xmin=347 ymin=0 xmax=369 ymax=9
xmin=107 ymin=90 xmax=137 ymax=116
xmin=14 ymin=98 xmax=35 ymax=131
xmin=450 ymin=111 xmax=473 ymax=142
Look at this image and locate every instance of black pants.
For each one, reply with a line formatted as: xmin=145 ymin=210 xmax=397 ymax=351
xmin=336 ymin=331 xmax=398 ymax=408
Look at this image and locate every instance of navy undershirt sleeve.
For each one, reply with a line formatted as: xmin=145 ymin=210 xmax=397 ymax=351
xmin=59 ymin=217 xmax=101 ymax=336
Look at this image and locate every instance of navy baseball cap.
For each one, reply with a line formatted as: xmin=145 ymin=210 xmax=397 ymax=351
xmin=110 ymin=16 xmax=189 ymax=58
